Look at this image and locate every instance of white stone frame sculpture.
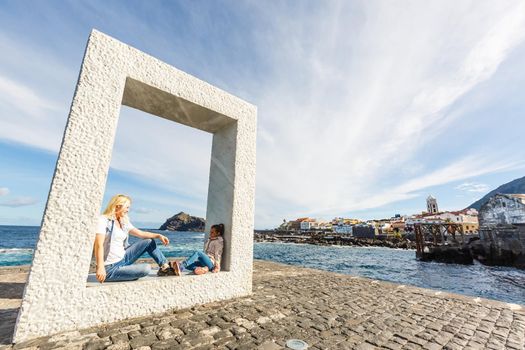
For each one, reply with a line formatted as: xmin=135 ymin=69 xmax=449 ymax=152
xmin=13 ymin=30 xmax=257 ymax=343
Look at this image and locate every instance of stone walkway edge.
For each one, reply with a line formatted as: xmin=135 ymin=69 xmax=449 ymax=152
xmin=0 ymin=260 xmax=524 ymax=349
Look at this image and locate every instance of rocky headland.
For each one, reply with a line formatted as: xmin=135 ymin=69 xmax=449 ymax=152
xmin=159 ymin=212 xmax=205 ymax=232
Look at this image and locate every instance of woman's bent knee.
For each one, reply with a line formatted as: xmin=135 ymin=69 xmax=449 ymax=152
xmin=146 ymin=238 xmax=156 ymax=248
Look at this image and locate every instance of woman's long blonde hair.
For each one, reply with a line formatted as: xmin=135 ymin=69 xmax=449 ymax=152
xmin=102 ymin=194 xmax=131 ymax=222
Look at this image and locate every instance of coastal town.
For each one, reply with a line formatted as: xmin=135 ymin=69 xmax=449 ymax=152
xmin=269 ymin=196 xmax=479 ymax=238
xmin=256 ymin=193 xmax=525 ymax=269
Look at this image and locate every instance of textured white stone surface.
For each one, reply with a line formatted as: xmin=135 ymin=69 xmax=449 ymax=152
xmin=13 ymin=30 xmax=257 ymax=342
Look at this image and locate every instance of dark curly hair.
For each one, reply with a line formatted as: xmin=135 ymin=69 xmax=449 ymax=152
xmin=211 ymin=223 xmax=225 ymax=236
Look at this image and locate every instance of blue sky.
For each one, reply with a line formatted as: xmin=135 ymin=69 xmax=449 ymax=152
xmin=1 ymin=1 xmax=525 ymax=228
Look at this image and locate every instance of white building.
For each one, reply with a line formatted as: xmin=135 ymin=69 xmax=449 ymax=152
xmin=333 ymin=225 xmax=353 ymax=234
xmin=300 ymin=219 xmax=319 ymax=230
xmin=479 ymin=194 xmax=525 ymax=226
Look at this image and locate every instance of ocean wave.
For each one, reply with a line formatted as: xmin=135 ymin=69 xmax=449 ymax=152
xmin=0 ymin=248 xmax=34 ymax=254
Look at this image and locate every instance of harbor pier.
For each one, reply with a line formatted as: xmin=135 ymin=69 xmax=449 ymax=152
xmin=415 ymin=223 xmax=474 ymax=265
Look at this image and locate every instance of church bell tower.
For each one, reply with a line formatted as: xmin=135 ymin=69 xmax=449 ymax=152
xmin=427 ymin=195 xmax=439 ymax=214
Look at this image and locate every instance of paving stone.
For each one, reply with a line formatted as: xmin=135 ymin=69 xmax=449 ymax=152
xmin=199 ymin=326 xmax=221 ymax=337
xmin=82 ymin=338 xmax=112 ymax=350
xmin=383 ymin=341 xmax=403 ymax=350
xmin=433 ymin=331 xmax=454 ymax=345
xmin=234 ymin=318 xmax=256 ymax=330
xmin=213 ymin=330 xmax=233 ymax=340
xmin=506 ymin=340 xmax=524 ymax=350
xmin=205 ymin=317 xmax=224 ymax=327
xmin=179 ymin=333 xmax=214 ymax=348
xmin=443 ymin=342 xmax=464 ymax=350
xmin=190 ymin=314 xmax=209 ymax=323
xmin=231 ymin=326 xmax=247 ymax=336
xmin=312 ymin=323 xmax=328 ymax=332
xmin=139 ymin=326 xmax=156 ymax=335
xmin=37 ymin=342 xmax=60 ymax=350
xmin=106 ymin=343 xmax=130 ymax=350
xmin=139 ymin=321 xmax=154 ymax=328
xmin=12 ymin=337 xmax=51 ymax=349
xmin=149 ymin=340 xmax=179 ymax=350
xmin=258 ymin=341 xmax=282 ymax=350
xmin=404 ymin=342 xmax=424 ymax=350
xmin=466 ymin=339 xmax=484 ymax=349
xmin=355 ymin=341 xmax=377 ymax=350
xmin=423 ymin=341 xmax=442 ymax=350
xmin=2 ymin=261 xmax=525 ymax=350
xmin=111 ymin=333 xmax=129 ymax=344
xmin=156 ymin=326 xmax=183 ymax=341
xmin=213 ymin=336 xmax=236 ymax=347
xmin=49 ymin=331 xmax=81 ymax=343
xmin=192 ymin=345 xmax=215 ymax=350
xmin=485 ymin=341 xmax=505 ymax=350
xmin=129 ymin=333 xmax=157 ymax=349
xmin=410 ymin=336 xmax=427 ymax=346
xmin=95 ymin=329 xmax=121 ymax=338
xmin=57 ymin=346 xmax=84 ymax=350
xmin=235 ymin=341 xmax=261 ymax=350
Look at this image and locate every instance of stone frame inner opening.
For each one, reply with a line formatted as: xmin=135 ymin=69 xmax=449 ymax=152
xmin=95 ymin=77 xmax=229 ymax=275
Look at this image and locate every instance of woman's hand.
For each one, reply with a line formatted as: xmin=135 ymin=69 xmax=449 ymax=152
xmin=96 ymin=265 xmax=106 ymax=283
xmin=157 ymin=234 xmax=169 ymax=246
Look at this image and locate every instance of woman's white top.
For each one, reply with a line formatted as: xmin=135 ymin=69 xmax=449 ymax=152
xmin=96 ymin=215 xmax=135 ymax=265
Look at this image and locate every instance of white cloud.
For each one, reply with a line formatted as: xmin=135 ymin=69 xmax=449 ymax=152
xmin=0 ymin=39 xmax=212 ymax=208
xmin=0 ymin=32 xmax=74 ymax=152
xmin=132 ymin=207 xmax=153 ymax=215
xmin=455 ymin=182 xmax=490 ymax=193
xmin=0 ymin=75 xmax=60 ymax=117
xmin=111 ymin=107 xmax=212 ymax=202
xmin=1 ymin=1 xmax=525 ymax=228
xmin=252 ymin=1 xmax=525 ymax=226
xmin=295 ymin=155 xmax=522 ymax=217
xmin=0 ymin=187 xmax=9 ymax=196
xmin=0 ymin=196 xmax=39 ymax=207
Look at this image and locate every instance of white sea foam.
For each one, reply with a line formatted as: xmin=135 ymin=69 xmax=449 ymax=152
xmin=0 ymin=248 xmax=34 ymax=254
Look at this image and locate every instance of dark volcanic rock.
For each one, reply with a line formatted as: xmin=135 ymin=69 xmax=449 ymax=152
xmin=159 ymin=212 xmax=205 ymax=232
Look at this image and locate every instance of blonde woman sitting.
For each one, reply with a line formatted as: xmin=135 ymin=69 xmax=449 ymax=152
xmin=94 ymin=194 xmax=176 ymax=283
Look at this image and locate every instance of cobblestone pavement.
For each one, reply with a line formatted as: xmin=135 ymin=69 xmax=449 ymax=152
xmin=1 ymin=260 xmax=524 ymax=349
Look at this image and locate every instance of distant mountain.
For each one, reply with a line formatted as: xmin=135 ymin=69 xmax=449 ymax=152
xmin=468 ymin=175 xmax=525 ymax=210
xmin=159 ymin=212 xmax=205 ymax=232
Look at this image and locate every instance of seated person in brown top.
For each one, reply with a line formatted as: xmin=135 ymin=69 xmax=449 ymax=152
xmin=173 ymin=224 xmax=224 ymax=275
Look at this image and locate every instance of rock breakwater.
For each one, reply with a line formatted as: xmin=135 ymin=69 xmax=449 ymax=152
xmin=254 ymin=230 xmax=416 ymax=249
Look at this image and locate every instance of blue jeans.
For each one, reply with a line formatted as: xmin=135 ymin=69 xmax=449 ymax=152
xmin=105 ymin=239 xmax=168 ymax=282
xmin=182 ymin=251 xmax=215 ymax=271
